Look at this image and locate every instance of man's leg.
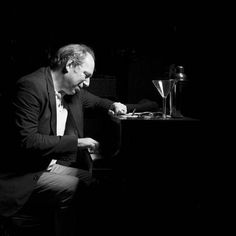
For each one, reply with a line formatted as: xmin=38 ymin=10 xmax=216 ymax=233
xmin=49 ymin=164 xmax=97 ymax=234
xmin=22 ymin=165 xmax=93 ymax=236
xmin=50 ymin=164 xmax=93 ymax=184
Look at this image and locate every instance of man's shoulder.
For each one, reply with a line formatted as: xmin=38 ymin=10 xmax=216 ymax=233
xmin=16 ymin=67 xmax=50 ymax=92
xmin=18 ymin=67 xmax=48 ymax=84
xmin=13 ymin=68 xmax=52 ymax=101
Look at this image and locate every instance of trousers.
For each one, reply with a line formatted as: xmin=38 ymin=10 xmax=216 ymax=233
xmin=18 ymin=164 xmax=94 ymax=236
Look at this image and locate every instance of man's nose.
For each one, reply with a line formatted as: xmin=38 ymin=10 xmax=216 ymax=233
xmin=83 ymin=78 xmax=90 ymax=87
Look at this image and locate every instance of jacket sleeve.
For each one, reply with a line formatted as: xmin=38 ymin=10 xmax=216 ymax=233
xmin=13 ymin=80 xmax=78 ymax=161
xmin=80 ymin=89 xmax=114 ymax=110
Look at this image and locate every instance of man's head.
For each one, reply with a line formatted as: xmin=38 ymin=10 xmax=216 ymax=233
xmin=50 ymin=44 xmax=95 ymax=95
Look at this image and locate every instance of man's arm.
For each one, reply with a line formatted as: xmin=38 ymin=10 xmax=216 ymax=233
xmin=80 ymin=89 xmax=127 ymax=114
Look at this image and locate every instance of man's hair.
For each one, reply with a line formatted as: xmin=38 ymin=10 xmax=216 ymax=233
xmin=49 ymin=44 xmax=95 ymax=70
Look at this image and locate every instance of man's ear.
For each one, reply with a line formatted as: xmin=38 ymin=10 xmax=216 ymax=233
xmin=62 ymin=67 xmax=68 ymax=74
xmin=63 ymin=59 xmax=74 ymax=74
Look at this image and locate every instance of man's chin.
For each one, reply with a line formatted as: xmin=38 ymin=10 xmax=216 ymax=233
xmin=75 ymin=86 xmax=81 ymax=92
xmin=73 ymin=86 xmax=81 ymax=94
xmin=67 ymin=86 xmax=81 ymax=95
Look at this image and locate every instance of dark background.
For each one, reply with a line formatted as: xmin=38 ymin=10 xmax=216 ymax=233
xmin=0 ymin=4 xmax=202 ymax=230
xmin=1 ymin=3 xmax=200 ymax=119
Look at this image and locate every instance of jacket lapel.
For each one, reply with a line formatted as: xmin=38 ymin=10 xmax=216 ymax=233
xmin=45 ymin=68 xmax=57 ymax=135
xmin=45 ymin=67 xmax=83 ymax=137
xmin=65 ymin=94 xmax=83 ymax=138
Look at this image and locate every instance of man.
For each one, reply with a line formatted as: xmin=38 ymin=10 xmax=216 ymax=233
xmin=0 ymin=44 xmax=127 ymax=235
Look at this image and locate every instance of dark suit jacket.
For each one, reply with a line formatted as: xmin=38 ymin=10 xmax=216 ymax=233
xmin=0 ymin=67 xmax=113 ymax=217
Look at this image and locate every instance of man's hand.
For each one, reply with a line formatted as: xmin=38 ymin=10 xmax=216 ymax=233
xmin=108 ymin=102 xmax=127 ymax=115
xmin=77 ymin=137 xmax=100 ymax=153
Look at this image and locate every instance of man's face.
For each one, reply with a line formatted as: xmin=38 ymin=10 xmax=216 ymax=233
xmin=63 ymin=53 xmax=95 ymax=95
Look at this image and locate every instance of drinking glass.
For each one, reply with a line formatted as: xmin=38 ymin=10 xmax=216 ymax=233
xmin=152 ymin=79 xmax=175 ymax=119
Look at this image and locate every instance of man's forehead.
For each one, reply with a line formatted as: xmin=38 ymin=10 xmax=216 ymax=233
xmin=82 ymin=53 xmax=95 ymax=71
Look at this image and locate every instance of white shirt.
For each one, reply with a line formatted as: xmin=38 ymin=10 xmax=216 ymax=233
xmin=47 ymin=91 xmax=68 ymax=170
xmin=55 ymin=91 xmax=68 ymax=136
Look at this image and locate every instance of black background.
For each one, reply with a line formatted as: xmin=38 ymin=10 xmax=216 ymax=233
xmin=0 ymin=4 xmax=202 ymax=231
xmin=2 ymin=2 xmax=200 ymax=118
